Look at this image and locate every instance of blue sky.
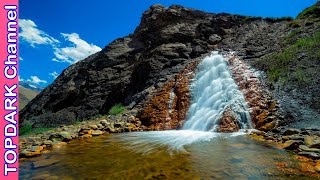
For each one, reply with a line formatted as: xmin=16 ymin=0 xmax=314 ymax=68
xmin=19 ymin=0 xmax=317 ymax=87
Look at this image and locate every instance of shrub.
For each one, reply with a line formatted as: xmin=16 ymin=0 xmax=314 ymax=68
xmin=108 ymin=103 xmax=125 ymax=115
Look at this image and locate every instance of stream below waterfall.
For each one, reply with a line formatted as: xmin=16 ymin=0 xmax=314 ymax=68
xmin=20 ymin=131 xmax=315 ymax=180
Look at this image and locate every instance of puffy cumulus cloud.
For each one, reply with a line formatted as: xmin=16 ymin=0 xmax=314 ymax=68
xmin=49 ymin=71 xmax=59 ymax=79
xmin=19 ymin=19 xmax=59 ymax=47
xmin=27 ymin=76 xmax=47 ymax=84
xmin=53 ymin=33 xmax=101 ymax=64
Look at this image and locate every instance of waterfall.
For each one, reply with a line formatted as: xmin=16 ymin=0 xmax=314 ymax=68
xmin=183 ymin=52 xmax=252 ymax=131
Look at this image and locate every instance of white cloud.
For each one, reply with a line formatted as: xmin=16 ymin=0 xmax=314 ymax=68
xmin=27 ymin=76 xmax=47 ymax=84
xmin=19 ymin=57 xmax=23 ymax=61
xmin=19 ymin=76 xmax=24 ymax=81
xmin=53 ymin=33 xmax=101 ymax=64
xmin=19 ymin=19 xmax=59 ymax=47
xmin=49 ymin=71 xmax=59 ymax=79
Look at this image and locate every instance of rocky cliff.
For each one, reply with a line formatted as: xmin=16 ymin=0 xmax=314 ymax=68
xmin=20 ymin=3 xmax=320 ymax=130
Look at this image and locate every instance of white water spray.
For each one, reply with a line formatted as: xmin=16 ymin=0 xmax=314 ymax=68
xmin=183 ymin=52 xmax=252 ymax=131
xmin=117 ymin=52 xmax=253 ymax=153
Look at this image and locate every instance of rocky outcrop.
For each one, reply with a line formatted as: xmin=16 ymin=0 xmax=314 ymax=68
xmin=139 ymin=61 xmax=199 ymax=130
xmin=20 ymin=3 xmax=314 ymax=130
xmin=224 ymin=52 xmax=281 ymax=131
xmin=216 ymin=107 xmax=240 ymax=132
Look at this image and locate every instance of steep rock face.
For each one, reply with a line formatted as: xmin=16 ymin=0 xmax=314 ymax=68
xmin=20 ymin=4 xmax=293 ymax=129
xmin=139 ymin=61 xmax=199 ymax=130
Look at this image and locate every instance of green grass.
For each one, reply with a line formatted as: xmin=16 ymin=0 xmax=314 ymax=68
xmin=297 ymin=3 xmax=320 ymax=19
xmin=19 ymin=124 xmax=53 ymax=136
xmin=254 ymin=31 xmax=320 ymax=89
xmin=108 ymin=103 xmax=126 ymax=115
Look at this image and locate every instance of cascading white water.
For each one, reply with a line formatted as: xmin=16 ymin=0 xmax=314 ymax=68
xmin=116 ymin=52 xmax=254 ymax=153
xmin=183 ymin=52 xmax=252 ymax=131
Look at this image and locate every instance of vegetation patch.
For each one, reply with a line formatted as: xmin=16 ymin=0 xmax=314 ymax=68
xmin=108 ymin=103 xmax=126 ymax=115
xmin=254 ymin=31 xmax=320 ymax=89
xmin=20 ymin=124 xmax=53 ymax=136
xmin=297 ymin=2 xmax=320 ymax=20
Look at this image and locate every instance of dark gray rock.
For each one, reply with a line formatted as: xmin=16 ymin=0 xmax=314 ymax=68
xmin=298 ymin=151 xmax=320 ymax=159
xmin=282 ymin=129 xmax=301 ymax=136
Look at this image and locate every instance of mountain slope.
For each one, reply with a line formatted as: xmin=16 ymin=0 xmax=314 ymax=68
xmin=20 ymin=3 xmax=320 ymax=129
xmin=19 ymin=86 xmax=39 ymax=110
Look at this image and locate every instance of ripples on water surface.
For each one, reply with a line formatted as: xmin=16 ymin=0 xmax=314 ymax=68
xmin=20 ymin=131 xmax=313 ymax=179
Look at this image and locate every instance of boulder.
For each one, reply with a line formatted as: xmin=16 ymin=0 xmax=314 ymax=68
xmin=298 ymin=152 xmax=320 ymax=159
xmin=299 ymin=145 xmax=320 ymax=153
xmin=283 ymin=140 xmax=303 ymax=150
xmin=282 ymin=129 xmax=301 ymax=136
xmin=49 ymin=132 xmax=72 ymax=142
xmin=89 ymin=124 xmax=98 ymax=130
xmin=216 ymin=107 xmax=240 ymax=132
xmin=92 ymin=130 xmax=103 ymax=136
xmin=20 ymin=150 xmax=41 ymax=158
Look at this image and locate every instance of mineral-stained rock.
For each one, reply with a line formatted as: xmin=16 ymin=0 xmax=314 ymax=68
xmin=217 ymin=107 xmax=240 ymax=132
xmin=20 ymin=150 xmax=41 ymax=158
xmin=139 ymin=61 xmax=199 ymax=130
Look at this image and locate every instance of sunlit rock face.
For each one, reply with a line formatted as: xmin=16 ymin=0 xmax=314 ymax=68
xmin=224 ymin=52 xmax=280 ymax=131
xmin=141 ymin=52 xmax=254 ymax=132
xmin=20 ymin=3 xmax=289 ymax=128
xmin=139 ymin=61 xmax=199 ymax=130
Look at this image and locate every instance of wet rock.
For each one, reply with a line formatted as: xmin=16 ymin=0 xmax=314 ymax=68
xmin=81 ymin=134 xmax=92 ymax=139
xmin=32 ymin=159 xmax=60 ymax=168
xmin=91 ymin=130 xmax=103 ymax=136
xmin=49 ymin=132 xmax=72 ymax=142
xmin=298 ymin=152 xmax=320 ymax=159
xmin=20 ymin=150 xmax=41 ymax=158
xmin=78 ymin=128 xmax=91 ymax=135
xmin=283 ymin=140 xmax=303 ymax=150
xmin=217 ymin=107 xmax=240 ymax=132
xmin=282 ymin=129 xmax=301 ymax=136
xmin=31 ymin=146 xmax=44 ymax=152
